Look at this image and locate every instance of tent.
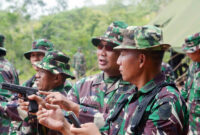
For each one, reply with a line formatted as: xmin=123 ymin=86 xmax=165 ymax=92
xmin=150 ymin=0 xmax=200 ymax=52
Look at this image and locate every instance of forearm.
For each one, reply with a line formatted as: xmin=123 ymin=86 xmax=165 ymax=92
xmin=62 ymin=99 xmax=80 ymax=117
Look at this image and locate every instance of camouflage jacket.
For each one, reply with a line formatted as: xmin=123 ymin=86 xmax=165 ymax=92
xmin=0 ymin=57 xmax=21 ymax=135
xmin=20 ymin=84 xmax=67 ymax=135
xmin=67 ymin=72 xmax=134 ymax=127
xmin=161 ymin=62 xmax=176 ymax=83
xmin=101 ymin=73 xmax=188 ymax=135
xmin=181 ymin=62 xmax=200 ymax=135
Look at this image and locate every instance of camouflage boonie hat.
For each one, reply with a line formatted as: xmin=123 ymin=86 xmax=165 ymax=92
xmin=24 ymin=39 xmax=54 ymax=60
xmin=0 ymin=34 xmax=6 ymax=56
xmin=182 ymin=32 xmax=200 ymax=53
xmin=34 ymin=50 xmax=75 ymax=79
xmin=115 ymin=25 xmax=171 ymax=50
xmin=92 ymin=21 xmax=128 ymax=47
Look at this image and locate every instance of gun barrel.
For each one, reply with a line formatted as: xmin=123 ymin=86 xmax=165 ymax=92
xmin=0 ymin=82 xmax=37 ymax=94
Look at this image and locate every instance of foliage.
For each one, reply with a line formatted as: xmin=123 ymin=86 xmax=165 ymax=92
xmin=0 ymin=0 xmax=172 ymax=83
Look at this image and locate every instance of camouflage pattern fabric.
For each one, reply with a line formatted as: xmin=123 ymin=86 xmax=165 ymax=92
xmin=161 ymin=62 xmax=176 ymax=83
xmin=73 ymin=51 xmax=86 ymax=79
xmin=34 ymin=50 xmax=74 ymax=79
xmin=67 ymin=72 xmax=134 ymax=126
xmin=181 ymin=32 xmax=200 ymax=134
xmin=24 ymin=39 xmax=54 ymax=60
xmin=101 ymin=73 xmax=188 ymax=135
xmin=20 ymin=85 xmax=67 ymax=135
xmin=0 ymin=57 xmax=21 ymax=135
xmin=92 ymin=21 xmax=128 ymax=46
xmin=114 ymin=25 xmax=171 ymax=50
xmin=181 ymin=62 xmax=200 ymax=134
xmin=182 ymin=32 xmax=200 ymax=53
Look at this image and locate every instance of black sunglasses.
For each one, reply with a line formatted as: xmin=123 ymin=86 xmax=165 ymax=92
xmin=97 ymin=43 xmax=116 ymax=51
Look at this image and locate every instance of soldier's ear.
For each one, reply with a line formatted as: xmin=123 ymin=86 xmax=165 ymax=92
xmin=54 ymin=74 xmax=63 ymax=84
xmin=138 ymin=53 xmax=146 ymax=68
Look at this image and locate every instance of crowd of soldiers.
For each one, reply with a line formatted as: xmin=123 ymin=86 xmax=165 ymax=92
xmin=0 ymin=21 xmax=199 ymax=135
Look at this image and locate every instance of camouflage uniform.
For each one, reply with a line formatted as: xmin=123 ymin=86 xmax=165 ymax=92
xmin=181 ymin=32 xmax=200 ymax=135
xmin=161 ymin=62 xmax=176 ymax=83
xmin=67 ymin=21 xmax=135 ymax=126
xmin=0 ymin=34 xmax=21 ymax=135
xmin=20 ymin=51 xmax=74 ymax=135
xmin=73 ymin=48 xmax=86 ymax=79
xmin=68 ymin=73 xmax=134 ymax=125
xmin=101 ymin=25 xmax=188 ymax=135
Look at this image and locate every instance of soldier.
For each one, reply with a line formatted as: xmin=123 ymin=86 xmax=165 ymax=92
xmin=33 ymin=25 xmax=189 ymax=135
xmin=19 ymin=50 xmax=75 ymax=135
xmin=37 ymin=21 xmax=134 ymax=126
xmin=73 ymin=47 xmax=86 ymax=79
xmin=161 ymin=62 xmax=176 ymax=83
xmin=181 ymin=32 xmax=200 ymax=135
xmin=0 ymin=34 xmax=21 ymax=135
xmin=19 ymin=39 xmax=55 ymax=135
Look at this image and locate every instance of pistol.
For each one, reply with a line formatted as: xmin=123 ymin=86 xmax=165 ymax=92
xmin=0 ymin=82 xmax=38 ymax=113
xmin=65 ymin=111 xmax=81 ymax=128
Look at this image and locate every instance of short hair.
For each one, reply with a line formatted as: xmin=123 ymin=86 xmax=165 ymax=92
xmin=139 ymin=50 xmax=165 ymax=66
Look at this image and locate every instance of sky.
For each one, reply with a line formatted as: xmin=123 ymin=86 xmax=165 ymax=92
xmin=0 ymin=0 xmax=107 ymax=18
xmin=43 ymin=0 xmax=106 ymax=10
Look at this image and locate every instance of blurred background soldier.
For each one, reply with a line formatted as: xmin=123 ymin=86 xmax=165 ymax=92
xmin=73 ymin=47 xmax=86 ymax=80
xmin=161 ymin=62 xmax=176 ymax=83
xmin=0 ymin=34 xmax=20 ymax=135
xmin=181 ymin=32 xmax=200 ymax=135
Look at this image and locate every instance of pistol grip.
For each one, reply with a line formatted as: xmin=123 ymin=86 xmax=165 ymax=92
xmin=28 ymin=100 xmax=38 ymax=113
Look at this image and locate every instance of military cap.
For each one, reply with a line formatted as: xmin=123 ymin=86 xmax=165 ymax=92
xmin=34 ymin=50 xmax=75 ymax=79
xmin=114 ymin=25 xmax=170 ymax=50
xmin=182 ymin=32 xmax=200 ymax=53
xmin=92 ymin=21 xmax=128 ymax=47
xmin=0 ymin=34 xmax=6 ymax=56
xmin=24 ymin=39 xmax=54 ymax=60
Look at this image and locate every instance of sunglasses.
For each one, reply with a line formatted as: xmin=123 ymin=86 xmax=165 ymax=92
xmin=97 ymin=43 xmax=116 ymax=51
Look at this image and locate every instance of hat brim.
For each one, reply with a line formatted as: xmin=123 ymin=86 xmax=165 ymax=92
xmin=34 ymin=62 xmax=75 ymax=80
xmin=182 ymin=44 xmax=200 ymax=53
xmin=24 ymin=49 xmax=46 ymax=60
xmin=91 ymin=37 xmax=120 ymax=47
xmin=0 ymin=47 xmax=6 ymax=56
xmin=114 ymin=44 xmax=171 ymax=51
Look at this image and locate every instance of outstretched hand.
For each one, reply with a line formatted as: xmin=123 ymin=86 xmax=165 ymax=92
xmin=37 ymin=103 xmax=73 ymax=135
xmin=39 ymin=91 xmax=80 ymax=116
